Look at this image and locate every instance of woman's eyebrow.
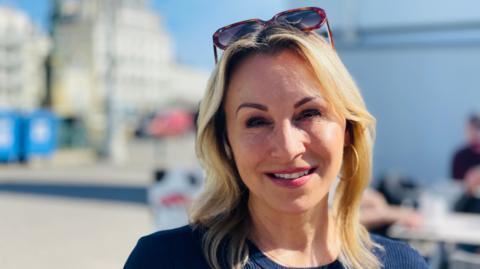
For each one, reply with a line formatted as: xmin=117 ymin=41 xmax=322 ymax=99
xmin=236 ymin=96 xmax=320 ymax=115
xmin=294 ymin=96 xmax=318 ymax=108
xmin=236 ymin=103 xmax=268 ymax=115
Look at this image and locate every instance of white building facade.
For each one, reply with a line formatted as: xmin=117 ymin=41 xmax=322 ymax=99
xmin=0 ymin=6 xmax=50 ymax=110
xmin=51 ymin=0 xmax=208 ymax=151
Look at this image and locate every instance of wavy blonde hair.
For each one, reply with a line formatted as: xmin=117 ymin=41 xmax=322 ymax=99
xmin=190 ymin=25 xmax=381 ymax=269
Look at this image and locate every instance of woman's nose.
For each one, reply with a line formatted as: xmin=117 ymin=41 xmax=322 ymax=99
xmin=269 ymin=121 xmax=306 ymax=161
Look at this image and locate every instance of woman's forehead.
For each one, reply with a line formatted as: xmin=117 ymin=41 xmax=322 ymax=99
xmin=226 ymin=51 xmax=324 ymax=98
xmin=230 ymin=50 xmax=312 ymax=77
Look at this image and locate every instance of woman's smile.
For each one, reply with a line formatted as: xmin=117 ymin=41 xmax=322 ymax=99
xmin=264 ymin=166 xmax=318 ymax=188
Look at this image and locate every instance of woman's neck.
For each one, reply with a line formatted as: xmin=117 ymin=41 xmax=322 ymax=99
xmin=247 ymin=196 xmax=340 ymax=267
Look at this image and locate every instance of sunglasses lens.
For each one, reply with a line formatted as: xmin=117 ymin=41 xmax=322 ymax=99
xmin=217 ymin=21 xmax=260 ymax=48
xmin=277 ymin=10 xmax=324 ymax=30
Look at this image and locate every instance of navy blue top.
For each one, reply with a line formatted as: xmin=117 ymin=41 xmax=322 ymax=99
xmin=124 ymin=225 xmax=428 ymax=269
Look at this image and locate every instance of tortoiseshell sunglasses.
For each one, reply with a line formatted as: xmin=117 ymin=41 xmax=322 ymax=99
xmin=212 ymin=6 xmax=334 ymax=63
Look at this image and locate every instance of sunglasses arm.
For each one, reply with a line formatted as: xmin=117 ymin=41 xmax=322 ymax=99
xmin=213 ymin=45 xmax=218 ymax=64
xmin=326 ymin=19 xmax=334 ymax=48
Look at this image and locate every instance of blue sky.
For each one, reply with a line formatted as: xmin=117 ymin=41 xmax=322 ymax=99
xmin=2 ymin=0 xmax=287 ymax=70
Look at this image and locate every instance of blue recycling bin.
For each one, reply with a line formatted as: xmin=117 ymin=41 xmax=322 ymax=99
xmin=0 ymin=111 xmax=21 ymax=162
xmin=21 ymin=110 xmax=58 ymax=160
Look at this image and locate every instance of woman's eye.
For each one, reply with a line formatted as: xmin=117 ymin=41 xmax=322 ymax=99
xmin=246 ymin=117 xmax=270 ymax=128
xmin=296 ymin=109 xmax=321 ymax=121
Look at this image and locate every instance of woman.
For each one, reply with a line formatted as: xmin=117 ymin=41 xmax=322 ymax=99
xmin=124 ymin=7 xmax=428 ymax=269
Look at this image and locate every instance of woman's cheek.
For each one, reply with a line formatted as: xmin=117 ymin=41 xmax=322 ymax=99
xmin=309 ymin=122 xmax=337 ymax=141
xmin=235 ymin=131 xmax=270 ymax=155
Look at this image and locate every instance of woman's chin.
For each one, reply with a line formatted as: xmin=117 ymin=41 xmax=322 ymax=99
xmin=268 ymin=195 xmax=328 ymax=215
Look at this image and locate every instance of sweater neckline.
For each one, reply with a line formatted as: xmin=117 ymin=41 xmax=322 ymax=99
xmin=247 ymin=240 xmax=341 ymax=269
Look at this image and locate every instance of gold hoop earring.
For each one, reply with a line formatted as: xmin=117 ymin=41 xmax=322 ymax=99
xmin=341 ymin=144 xmax=359 ymax=181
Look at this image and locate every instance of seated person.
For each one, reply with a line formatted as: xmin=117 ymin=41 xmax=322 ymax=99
xmin=450 ymin=114 xmax=480 ymax=253
xmin=452 ymin=113 xmax=480 ymax=181
xmin=452 ymin=114 xmax=480 ymax=213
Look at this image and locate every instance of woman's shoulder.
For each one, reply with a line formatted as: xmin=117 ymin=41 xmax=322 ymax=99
xmin=138 ymin=224 xmax=200 ymax=244
xmin=371 ymin=234 xmax=428 ymax=269
xmin=123 ymin=225 xmax=210 ymax=269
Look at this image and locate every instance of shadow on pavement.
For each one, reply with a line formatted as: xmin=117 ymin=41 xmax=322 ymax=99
xmin=0 ymin=181 xmax=148 ymax=204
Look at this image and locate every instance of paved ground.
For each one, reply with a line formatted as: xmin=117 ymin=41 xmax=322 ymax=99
xmin=0 ymin=137 xmax=199 ymax=269
xmin=0 ymin=193 xmax=151 ymax=269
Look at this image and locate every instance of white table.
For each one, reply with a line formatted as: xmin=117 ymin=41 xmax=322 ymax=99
xmin=389 ymin=213 xmax=480 ymax=245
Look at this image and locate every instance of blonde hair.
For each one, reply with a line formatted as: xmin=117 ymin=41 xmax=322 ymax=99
xmin=190 ymin=25 xmax=381 ymax=269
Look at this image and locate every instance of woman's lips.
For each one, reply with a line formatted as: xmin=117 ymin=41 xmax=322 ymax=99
xmin=267 ymin=167 xmax=313 ymax=174
xmin=265 ymin=167 xmax=317 ymax=188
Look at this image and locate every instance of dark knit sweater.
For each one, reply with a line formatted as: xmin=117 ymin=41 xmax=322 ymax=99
xmin=124 ymin=225 xmax=428 ymax=269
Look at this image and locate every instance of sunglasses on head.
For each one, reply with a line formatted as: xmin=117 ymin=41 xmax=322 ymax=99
xmin=212 ymin=7 xmax=334 ymax=63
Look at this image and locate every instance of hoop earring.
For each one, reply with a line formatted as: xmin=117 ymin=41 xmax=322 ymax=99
xmin=341 ymin=144 xmax=359 ymax=181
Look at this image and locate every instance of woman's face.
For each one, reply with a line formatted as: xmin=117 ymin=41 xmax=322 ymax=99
xmin=224 ymin=50 xmax=347 ymax=214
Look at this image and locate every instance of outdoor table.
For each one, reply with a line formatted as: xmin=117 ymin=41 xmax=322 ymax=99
xmin=389 ymin=212 xmax=480 ymax=245
xmin=389 ymin=213 xmax=480 ymax=268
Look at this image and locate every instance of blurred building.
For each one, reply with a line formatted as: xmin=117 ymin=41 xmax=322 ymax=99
xmin=0 ymin=6 xmax=50 ymax=110
xmin=50 ymin=0 xmax=208 ymax=153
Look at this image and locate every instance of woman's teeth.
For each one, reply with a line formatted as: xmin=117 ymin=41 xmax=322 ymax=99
xmin=273 ymin=170 xmax=309 ymax=179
